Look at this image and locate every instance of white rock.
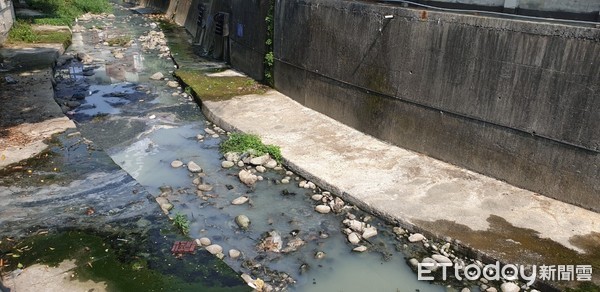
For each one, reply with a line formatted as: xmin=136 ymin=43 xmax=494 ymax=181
xmin=347 ymin=232 xmax=360 ymax=244
xmin=307 ymin=182 xmax=316 ymax=189
xmin=171 ymin=160 xmax=183 ymax=168
xmin=235 ymin=215 xmax=250 ymax=229
xmin=432 ymin=254 xmax=452 ymax=264
xmin=486 ymin=288 xmax=497 ymax=292
xmin=346 ymin=220 xmax=364 ymax=233
xmin=238 ymin=169 xmax=258 ymax=186
xmin=167 ymin=81 xmax=179 ymax=88
xmin=221 ymin=161 xmax=235 ymax=168
xmin=315 ymin=205 xmax=331 ymax=214
xmin=150 ymin=72 xmax=164 ymax=80
xmin=224 ymin=152 xmax=239 ymax=162
xmin=408 ymin=233 xmax=426 ymax=242
xmin=264 ymin=159 xmax=277 ymax=168
xmin=421 ymin=257 xmax=438 ymax=271
xmin=250 ymin=154 xmax=270 ymax=166
xmin=461 ymin=289 xmax=471 ymax=292
xmin=155 ymin=197 xmax=172 ymax=214
xmin=256 ymin=165 xmax=266 ymax=173
xmin=500 ymin=283 xmax=520 ymax=292
xmin=187 ymin=161 xmax=202 ymax=173
xmin=311 ymin=194 xmax=323 ymax=201
xmin=237 ymin=161 xmax=245 ymax=167
xmin=199 ymin=237 xmax=211 ymax=246
xmin=393 ymin=227 xmax=406 ymax=236
xmin=205 ymin=244 xmax=223 ymax=255
xmin=281 ymin=178 xmax=290 ymax=184
xmin=197 ymin=184 xmax=213 ymax=192
xmin=409 ymin=258 xmax=419 ymax=268
xmin=353 ymin=245 xmax=367 ymax=252
xmin=204 ymin=128 xmax=216 ymax=135
xmin=286 ymin=171 xmax=293 ymax=176
xmin=229 ymin=249 xmax=241 ymax=259
xmin=362 ymin=226 xmax=378 ymax=239
xmin=299 ymin=181 xmax=307 ymax=188
xmin=231 ymin=196 xmax=249 ymax=205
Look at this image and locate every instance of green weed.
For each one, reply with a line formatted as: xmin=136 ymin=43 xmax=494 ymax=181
xmin=220 ymin=133 xmax=282 ymax=162
xmin=173 ymin=213 xmax=190 ymax=235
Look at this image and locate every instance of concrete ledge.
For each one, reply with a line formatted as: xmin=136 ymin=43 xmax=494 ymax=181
xmin=200 ymin=90 xmax=600 ymax=286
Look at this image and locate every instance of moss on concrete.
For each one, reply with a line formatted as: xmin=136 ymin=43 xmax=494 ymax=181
xmin=1 ymin=230 xmax=248 ymax=291
xmin=175 ymin=69 xmax=268 ymax=101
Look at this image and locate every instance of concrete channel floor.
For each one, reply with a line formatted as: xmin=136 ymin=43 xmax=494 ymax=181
xmin=202 ymin=90 xmax=600 ymax=283
xmin=0 ymin=44 xmax=76 ymax=169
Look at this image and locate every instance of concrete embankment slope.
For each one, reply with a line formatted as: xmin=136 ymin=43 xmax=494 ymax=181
xmin=0 ymin=44 xmax=76 ymax=169
xmin=201 ymin=89 xmax=600 ymax=285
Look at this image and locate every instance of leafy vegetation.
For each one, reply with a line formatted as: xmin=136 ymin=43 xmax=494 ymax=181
xmin=220 ymin=133 xmax=282 ymax=162
xmin=173 ymin=213 xmax=190 ymax=235
xmin=7 ymin=0 xmax=111 ymax=45
xmin=7 ymin=20 xmax=38 ymax=43
xmin=263 ymin=0 xmax=275 ymax=86
xmin=7 ymin=20 xmax=72 ymax=46
xmin=24 ymin=0 xmax=112 ymax=26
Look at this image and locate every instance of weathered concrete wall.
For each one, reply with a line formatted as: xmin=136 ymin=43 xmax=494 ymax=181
xmin=415 ymin=0 xmax=600 ymax=21
xmin=136 ymin=0 xmax=267 ymax=80
xmin=0 ymin=0 xmax=14 ymax=45
xmin=226 ymin=0 xmax=268 ymax=81
xmin=274 ymin=0 xmax=600 ymax=212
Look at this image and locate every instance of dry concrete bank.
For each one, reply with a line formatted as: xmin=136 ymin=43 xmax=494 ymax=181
xmin=193 ymin=88 xmax=600 ymax=289
xmin=0 ymin=43 xmax=76 ymax=169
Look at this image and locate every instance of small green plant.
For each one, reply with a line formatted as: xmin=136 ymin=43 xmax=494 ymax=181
xmin=220 ymin=133 xmax=282 ymax=162
xmin=8 ymin=20 xmax=38 ymax=43
xmin=24 ymin=0 xmax=112 ymax=26
xmin=106 ymin=36 xmax=131 ymax=47
xmin=173 ymin=213 xmax=190 ymax=235
xmin=263 ymin=0 xmax=275 ymax=86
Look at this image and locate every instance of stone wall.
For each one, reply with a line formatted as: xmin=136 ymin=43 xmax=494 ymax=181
xmin=273 ymin=0 xmax=600 ymax=212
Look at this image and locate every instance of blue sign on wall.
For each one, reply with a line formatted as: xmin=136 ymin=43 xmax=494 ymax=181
xmin=237 ymin=23 xmax=244 ymax=38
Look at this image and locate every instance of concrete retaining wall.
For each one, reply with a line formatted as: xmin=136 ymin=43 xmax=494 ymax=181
xmin=0 ymin=0 xmax=14 ymax=45
xmin=407 ymin=0 xmax=600 ymax=21
xmin=273 ymin=0 xmax=600 ymax=212
xmin=134 ymin=0 xmax=600 ymax=211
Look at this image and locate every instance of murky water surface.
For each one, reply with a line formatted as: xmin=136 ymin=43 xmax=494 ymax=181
xmin=44 ymin=3 xmax=449 ymax=291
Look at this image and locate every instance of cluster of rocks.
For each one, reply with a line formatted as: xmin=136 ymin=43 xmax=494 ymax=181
xmin=305 ymin=188 xmax=378 ymax=252
xmin=195 ymin=124 xmax=226 ymax=143
xmin=77 ymin=12 xmax=116 ymax=22
xmin=138 ymin=30 xmax=170 ymax=58
xmin=400 ymin=231 xmax=532 ymax=292
xmin=256 ymin=230 xmax=306 ymax=254
xmin=220 ymin=150 xmax=280 ymax=187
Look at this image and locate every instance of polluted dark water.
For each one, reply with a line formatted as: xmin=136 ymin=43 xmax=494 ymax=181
xmin=1 ymin=3 xmax=451 ymax=292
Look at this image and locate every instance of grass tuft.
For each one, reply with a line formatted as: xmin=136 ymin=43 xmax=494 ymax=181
xmin=24 ymin=0 xmax=112 ymax=26
xmin=8 ymin=20 xmax=38 ymax=43
xmin=172 ymin=213 xmax=190 ymax=235
xmin=220 ymin=133 xmax=282 ymax=162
